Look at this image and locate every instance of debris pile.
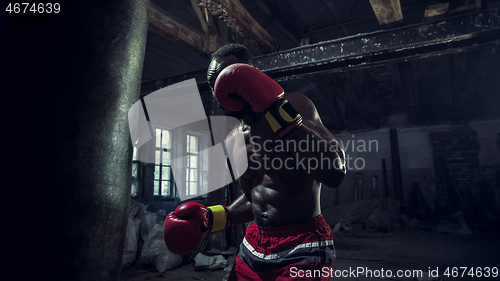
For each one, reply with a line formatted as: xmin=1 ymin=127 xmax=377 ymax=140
xmin=122 ymin=200 xmax=182 ymax=272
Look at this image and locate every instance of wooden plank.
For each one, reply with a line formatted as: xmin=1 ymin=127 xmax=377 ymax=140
xmin=192 ymin=0 xmax=211 ymax=36
xmin=148 ymin=1 xmax=276 ymax=54
xmin=148 ymin=2 xmax=212 ymax=54
xmin=206 ymin=0 xmax=277 ymax=53
xmin=192 ymin=0 xmax=218 ymax=36
xmin=369 ymin=0 xmax=404 ymax=26
xmin=423 ymin=3 xmax=449 ymax=21
xmin=193 ymin=1 xmax=231 ymax=53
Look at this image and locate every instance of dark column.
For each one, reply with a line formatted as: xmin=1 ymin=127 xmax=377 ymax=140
xmin=7 ymin=1 xmax=149 ymax=280
xmin=390 ymin=128 xmax=404 ymax=206
xmin=382 ymin=159 xmax=390 ymax=197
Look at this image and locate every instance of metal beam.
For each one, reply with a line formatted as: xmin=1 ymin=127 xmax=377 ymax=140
xmin=255 ymin=7 xmax=500 ymax=81
xmin=142 ymin=8 xmax=500 ymax=94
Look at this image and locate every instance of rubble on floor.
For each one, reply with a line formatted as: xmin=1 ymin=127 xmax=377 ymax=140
xmin=122 ymin=199 xmax=238 ymax=275
xmin=323 ymin=198 xmax=402 ymax=233
xmin=194 ymin=253 xmax=227 ymax=271
xmin=323 ymin=198 xmax=475 ymax=236
xmin=433 ymin=211 xmax=472 ymax=235
xmin=122 ymin=199 xmax=183 ymax=272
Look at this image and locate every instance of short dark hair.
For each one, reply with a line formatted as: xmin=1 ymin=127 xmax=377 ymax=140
xmin=211 ymin=44 xmax=253 ymax=65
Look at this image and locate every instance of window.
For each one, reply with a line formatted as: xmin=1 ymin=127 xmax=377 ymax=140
xmin=186 ymin=134 xmax=199 ymax=196
xmin=154 ymin=128 xmax=176 ymax=197
xmin=150 ymin=130 xmax=204 ymax=199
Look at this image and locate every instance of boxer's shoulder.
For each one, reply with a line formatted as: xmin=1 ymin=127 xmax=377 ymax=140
xmin=283 ymin=92 xmax=320 ymax=122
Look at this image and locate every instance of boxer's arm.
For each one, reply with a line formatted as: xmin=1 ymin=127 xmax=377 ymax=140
xmin=227 ymin=194 xmax=254 ymax=225
xmin=284 ymin=92 xmax=346 ymax=187
xmin=227 ymin=176 xmax=254 ymax=225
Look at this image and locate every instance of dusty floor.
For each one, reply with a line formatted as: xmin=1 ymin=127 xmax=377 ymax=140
xmin=120 ymin=229 xmax=500 ymax=281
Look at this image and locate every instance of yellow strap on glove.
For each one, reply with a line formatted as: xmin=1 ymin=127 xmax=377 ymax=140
xmin=207 ymin=205 xmax=230 ymax=233
xmin=264 ymin=99 xmax=303 ymax=138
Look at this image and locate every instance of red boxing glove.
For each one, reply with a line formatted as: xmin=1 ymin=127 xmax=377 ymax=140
xmin=163 ymin=202 xmax=230 ymax=255
xmin=214 ymin=63 xmax=284 ymax=112
xmin=214 ymin=63 xmax=302 ymax=137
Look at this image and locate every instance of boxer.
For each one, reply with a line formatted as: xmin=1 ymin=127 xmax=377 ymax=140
xmin=164 ymin=44 xmax=346 ymax=280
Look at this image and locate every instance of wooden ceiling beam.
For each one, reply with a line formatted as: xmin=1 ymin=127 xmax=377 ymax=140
xmin=148 ymin=1 xmax=277 ymax=55
xmin=203 ymin=0 xmax=278 ymax=53
xmin=191 ymin=0 xmax=218 ymax=36
xmin=148 ymin=2 xmax=213 ymax=54
xmin=423 ymin=3 xmax=449 ymax=22
xmin=369 ymin=0 xmax=404 ymax=26
xmin=191 ymin=0 xmax=230 ymax=54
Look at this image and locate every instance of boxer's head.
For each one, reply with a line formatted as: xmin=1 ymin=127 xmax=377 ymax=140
xmin=208 ymin=44 xmax=254 ymax=120
xmin=207 ymin=43 xmax=254 ymax=90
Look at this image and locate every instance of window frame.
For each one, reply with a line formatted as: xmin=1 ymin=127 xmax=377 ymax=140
xmin=185 ymin=133 xmax=200 ymax=197
xmin=154 ymin=128 xmax=177 ymax=199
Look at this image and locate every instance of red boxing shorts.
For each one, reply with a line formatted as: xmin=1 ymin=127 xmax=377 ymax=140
xmin=228 ymin=215 xmax=335 ymax=281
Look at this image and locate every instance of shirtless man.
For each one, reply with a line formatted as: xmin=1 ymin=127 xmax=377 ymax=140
xmin=164 ymin=44 xmax=346 ymax=280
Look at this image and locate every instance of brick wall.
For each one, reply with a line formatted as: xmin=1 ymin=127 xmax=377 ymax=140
xmin=430 ymin=124 xmax=482 ymax=218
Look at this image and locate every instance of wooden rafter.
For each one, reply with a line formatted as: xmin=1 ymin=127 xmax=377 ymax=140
xmin=191 ymin=0 xmax=224 ymax=54
xmin=148 ymin=2 xmax=213 ymax=54
xmin=423 ymin=3 xmax=449 ymax=21
xmin=147 ymin=1 xmax=277 ymax=55
xmin=369 ymin=0 xmax=404 ymax=26
xmin=191 ymin=0 xmax=218 ymax=36
xmin=202 ymin=0 xmax=277 ymax=53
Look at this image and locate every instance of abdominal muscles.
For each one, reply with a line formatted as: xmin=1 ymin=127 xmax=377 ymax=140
xmin=250 ymin=172 xmax=321 ymax=227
